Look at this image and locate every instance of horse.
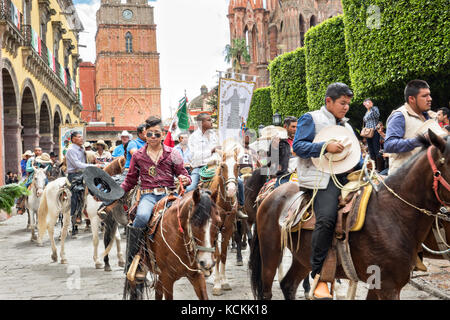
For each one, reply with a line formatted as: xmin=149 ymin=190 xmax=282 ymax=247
xmin=25 ymin=167 xmax=49 ymax=242
xmin=249 ymin=131 xmax=450 ymax=300
xmin=207 ymin=141 xmax=243 ymax=296
xmin=36 ymin=156 xmax=126 ymax=267
xmin=123 ymin=188 xmax=221 ymax=300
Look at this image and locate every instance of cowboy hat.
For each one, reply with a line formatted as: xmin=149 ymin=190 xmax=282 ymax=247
xmin=118 ymin=130 xmax=133 ymax=139
xmin=35 ymin=153 xmax=53 ymax=164
xmin=415 ymin=119 xmax=448 ymax=138
xmin=311 ymin=125 xmax=361 ymax=175
xmin=83 ymin=142 xmax=91 ymax=148
xmin=95 ymin=140 xmax=107 ymax=148
xmin=83 ymin=166 xmax=124 ymax=203
xmin=257 ymin=125 xmax=288 ymax=141
xmin=22 ymin=150 xmax=33 ymax=158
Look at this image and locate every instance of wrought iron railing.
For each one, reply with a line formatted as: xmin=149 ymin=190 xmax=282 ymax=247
xmin=0 ymin=0 xmax=23 ymax=31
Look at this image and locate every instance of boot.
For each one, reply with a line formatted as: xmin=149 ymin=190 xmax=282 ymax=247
xmin=413 ymin=254 xmax=427 ymax=272
xmin=236 ymin=206 xmax=248 ymax=219
xmin=124 ymin=224 xmax=147 ymax=280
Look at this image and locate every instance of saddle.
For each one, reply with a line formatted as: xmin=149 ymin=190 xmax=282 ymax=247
xmin=147 ymin=194 xmax=180 ymax=238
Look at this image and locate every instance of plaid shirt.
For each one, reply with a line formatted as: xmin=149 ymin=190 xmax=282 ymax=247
xmin=363 ymin=106 xmax=380 ymax=129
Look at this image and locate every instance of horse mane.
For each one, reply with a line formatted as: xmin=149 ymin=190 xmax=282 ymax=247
xmin=209 ymin=165 xmax=223 ymax=196
xmin=190 ymin=190 xmax=214 ymax=227
xmin=104 ymin=156 xmax=125 ymax=175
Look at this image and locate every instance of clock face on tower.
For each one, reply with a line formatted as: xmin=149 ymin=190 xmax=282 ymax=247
xmin=123 ymin=9 xmax=133 ymax=20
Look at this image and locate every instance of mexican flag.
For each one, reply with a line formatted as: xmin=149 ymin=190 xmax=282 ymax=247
xmin=10 ymin=2 xmax=20 ymax=30
xmin=164 ymin=96 xmax=190 ymax=147
xmin=31 ymin=28 xmax=41 ymax=55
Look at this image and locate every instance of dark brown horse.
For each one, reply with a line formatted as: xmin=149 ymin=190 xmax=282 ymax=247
xmin=123 ymin=188 xmax=221 ymax=300
xmin=249 ymin=131 xmax=450 ymax=300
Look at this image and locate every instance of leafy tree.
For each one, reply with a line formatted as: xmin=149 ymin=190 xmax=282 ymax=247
xmin=224 ymin=38 xmax=251 ymax=74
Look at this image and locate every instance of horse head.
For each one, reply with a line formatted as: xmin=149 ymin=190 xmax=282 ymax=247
xmin=188 ymin=188 xmax=222 ymax=277
xmin=218 ymin=146 xmax=241 ymax=198
xmin=427 ymin=129 xmax=450 ymax=207
xmin=33 ymin=167 xmax=47 ymax=197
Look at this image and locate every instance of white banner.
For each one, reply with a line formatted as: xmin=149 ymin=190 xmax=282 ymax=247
xmin=217 ymin=78 xmax=255 ymax=145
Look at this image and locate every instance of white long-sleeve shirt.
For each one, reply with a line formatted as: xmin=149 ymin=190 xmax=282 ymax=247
xmin=188 ymin=128 xmax=219 ymax=168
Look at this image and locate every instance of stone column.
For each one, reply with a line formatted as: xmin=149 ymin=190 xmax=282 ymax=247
xmin=22 ymin=127 xmax=40 ymax=152
xmin=4 ymin=122 xmax=23 ymax=175
xmin=39 ymin=134 xmax=54 ymax=153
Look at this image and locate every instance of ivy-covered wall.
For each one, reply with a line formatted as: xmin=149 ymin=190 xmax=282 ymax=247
xmin=342 ymin=0 xmax=450 ymax=114
xmin=268 ymin=47 xmax=308 ymax=119
xmin=305 ymin=15 xmax=351 ymax=112
xmin=247 ymin=87 xmax=273 ymax=131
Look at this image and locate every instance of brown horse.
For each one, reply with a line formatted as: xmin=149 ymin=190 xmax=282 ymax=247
xmin=249 ymin=131 xmax=450 ymax=300
xmin=123 ymin=188 xmax=221 ymax=300
xmin=208 ymin=148 xmax=241 ymax=296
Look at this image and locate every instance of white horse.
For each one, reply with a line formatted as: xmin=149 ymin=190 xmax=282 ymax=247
xmin=25 ymin=167 xmax=48 ymax=241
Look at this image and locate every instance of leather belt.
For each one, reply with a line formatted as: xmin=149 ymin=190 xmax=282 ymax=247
xmin=141 ymin=187 xmax=173 ymax=195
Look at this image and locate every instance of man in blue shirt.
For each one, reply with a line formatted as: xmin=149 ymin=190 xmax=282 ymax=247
xmin=174 ymin=133 xmax=192 ymax=173
xmin=293 ymin=82 xmax=360 ymax=300
xmin=112 ymin=130 xmax=133 ymax=158
xmin=125 ymin=124 xmax=147 ymax=169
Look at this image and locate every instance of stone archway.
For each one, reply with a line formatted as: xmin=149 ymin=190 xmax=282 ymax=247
xmin=2 ymin=65 xmax=21 ymax=175
xmin=65 ymin=114 xmax=71 ymax=124
xmin=53 ymin=106 xmax=62 ymax=157
xmin=39 ymin=95 xmax=53 ymax=153
xmin=20 ymin=80 xmax=38 ymax=152
xmin=299 ymin=14 xmax=306 ymax=46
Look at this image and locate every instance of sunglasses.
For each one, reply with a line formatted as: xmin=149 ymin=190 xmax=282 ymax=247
xmin=146 ymin=131 xmax=162 ymax=138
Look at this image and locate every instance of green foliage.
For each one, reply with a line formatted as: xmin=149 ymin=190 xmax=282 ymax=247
xmin=0 ymin=183 xmax=30 ymax=214
xmin=342 ymin=0 xmax=450 ymax=112
xmin=224 ymin=38 xmax=251 ymax=74
xmin=247 ymin=87 xmax=273 ymax=131
xmin=305 ymin=15 xmax=351 ymax=112
xmin=269 ymin=47 xmax=308 ymax=119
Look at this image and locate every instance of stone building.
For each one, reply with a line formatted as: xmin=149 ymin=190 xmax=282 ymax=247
xmin=227 ymin=0 xmax=343 ymax=87
xmin=1 ymin=0 xmax=83 ymax=183
xmin=93 ymin=0 xmax=161 ymax=127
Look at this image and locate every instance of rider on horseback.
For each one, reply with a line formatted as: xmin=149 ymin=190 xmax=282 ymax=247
xmin=120 ymin=116 xmax=191 ymax=278
xmin=293 ymin=82 xmax=362 ymax=300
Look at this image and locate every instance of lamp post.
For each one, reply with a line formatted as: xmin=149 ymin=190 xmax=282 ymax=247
xmin=273 ymin=110 xmax=282 ymax=126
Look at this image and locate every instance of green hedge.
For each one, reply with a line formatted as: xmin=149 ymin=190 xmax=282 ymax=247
xmin=305 ymin=15 xmax=351 ymax=112
xmin=247 ymin=87 xmax=273 ymax=131
xmin=342 ymin=0 xmax=450 ymax=111
xmin=269 ymin=47 xmax=308 ymax=118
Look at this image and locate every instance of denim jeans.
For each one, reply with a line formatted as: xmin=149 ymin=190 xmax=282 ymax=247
xmin=133 ymin=192 xmax=178 ymax=229
xmin=237 ymin=177 xmax=244 ymax=206
xmin=185 ymin=167 xmax=201 ymax=192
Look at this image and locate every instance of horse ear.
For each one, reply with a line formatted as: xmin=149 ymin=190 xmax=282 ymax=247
xmin=193 ymin=188 xmax=201 ymax=204
xmin=429 ymin=129 xmax=446 ymax=154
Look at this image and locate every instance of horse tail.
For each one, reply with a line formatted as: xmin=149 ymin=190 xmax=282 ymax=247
xmin=248 ymin=221 xmax=263 ymax=300
xmin=37 ymin=188 xmax=49 ymax=240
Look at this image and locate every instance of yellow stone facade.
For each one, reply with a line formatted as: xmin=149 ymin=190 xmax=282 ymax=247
xmin=1 ymin=0 xmax=84 ymax=183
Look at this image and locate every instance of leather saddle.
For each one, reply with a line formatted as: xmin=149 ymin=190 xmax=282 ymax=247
xmin=147 ymin=194 xmax=180 ymax=238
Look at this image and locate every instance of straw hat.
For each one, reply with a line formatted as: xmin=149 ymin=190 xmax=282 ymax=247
xmin=35 ymin=153 xmax=53 ymax=164
xmin=415 ymin=119 xmax=448 ymax=138
xmin=96 ymin=140 xmax=107 ymax=148
xmin=118 ymin=130 xmax=133 ymax=139
xmin=83 ymin=142 xmax=91 ymax=148
xmin=311 ymin=125 xmax=362 ymax=174
xmin=22 ymin=150 xmax=33 ymax=158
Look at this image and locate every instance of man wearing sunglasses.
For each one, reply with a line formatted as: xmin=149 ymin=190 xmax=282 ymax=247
xmin=121 ymin=116 xmax=191 ymax=274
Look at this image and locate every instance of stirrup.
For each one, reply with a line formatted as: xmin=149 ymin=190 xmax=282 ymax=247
xmin=310 ymin=274 xmax=333 ymax=300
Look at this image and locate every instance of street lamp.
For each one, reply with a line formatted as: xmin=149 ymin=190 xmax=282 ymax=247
xmin=273 ymin=110 xmax=282 ymax=126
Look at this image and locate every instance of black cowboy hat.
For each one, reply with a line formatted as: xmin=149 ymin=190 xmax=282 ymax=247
xmin=83 ymin=166 xmax=124 ymax=203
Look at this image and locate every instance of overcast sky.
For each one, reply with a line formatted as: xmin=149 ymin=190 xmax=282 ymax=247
xmin=74 ymin=0 xmax=230 ymax=121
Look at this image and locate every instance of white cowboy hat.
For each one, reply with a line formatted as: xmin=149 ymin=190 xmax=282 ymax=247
xmin=83 ymin=142 xmax=91 ymax=148
xmin=22 ymin=150 xmax=33 ymax=158
xmin=118 ymin=130 xmax=133 ymax=139
xmin=415 ymin=119 xmax=448 ymax=138
xmin=35 ymin=153 xmax=53 ymax=164
xmin=257 ymin=125 xmax=288 ymax=141
xmin=311 ymin=125 xmax=362 ymax=175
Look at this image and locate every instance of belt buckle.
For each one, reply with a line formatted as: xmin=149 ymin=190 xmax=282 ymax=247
xmin=153 ymin=188 xmax=165 ymax=196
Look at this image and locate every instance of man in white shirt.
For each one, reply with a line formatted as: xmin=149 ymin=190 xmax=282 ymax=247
xmin=186 ymin=113 xmax=220 ymax=192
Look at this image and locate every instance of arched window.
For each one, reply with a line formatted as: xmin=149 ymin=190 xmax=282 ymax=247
xmin=299 ymin=14 xmax=305 ymax=46
xmin=310 ymin=15 xmax=317 ymax=28
xmin=125 ymin=32 xmax=132 ymax=53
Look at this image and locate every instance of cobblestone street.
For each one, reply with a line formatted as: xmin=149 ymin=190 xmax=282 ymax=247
xmin=0 ymin=214 xmax=448 ymax=300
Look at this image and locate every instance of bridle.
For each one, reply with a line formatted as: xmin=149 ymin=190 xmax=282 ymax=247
xmin=427 ymin=146 xmax=450 ymax=207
